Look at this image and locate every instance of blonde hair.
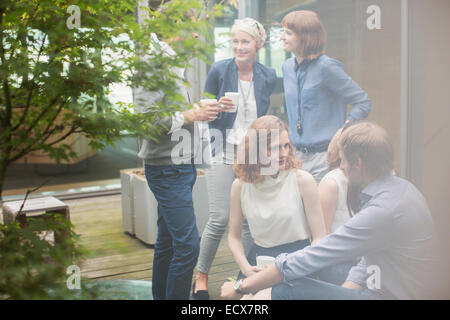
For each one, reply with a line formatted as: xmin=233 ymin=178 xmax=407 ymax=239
xmin=339 ymin=121 xmax=394 ymax=177
xmin=281 ymin=10 xmax=326 ymax=60
xmin=232 ymin=115 xmax=301 ymax=183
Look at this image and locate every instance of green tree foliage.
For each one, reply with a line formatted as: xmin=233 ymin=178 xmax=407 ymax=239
xmin=0 ymin=0 xmax=223 ymax=299
xmin=0 ymin=0 xmax=223 ymax=199
xmin=0 ymin=214 xmax=96 ymax=299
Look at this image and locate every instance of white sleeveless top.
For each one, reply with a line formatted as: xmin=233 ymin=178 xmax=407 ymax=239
xmin=321 ymin=168 xmax=352 ymax=233
xmin=240 ymin=169 xmax=311 ymax=248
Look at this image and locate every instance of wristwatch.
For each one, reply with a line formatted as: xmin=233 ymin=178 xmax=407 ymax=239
xmin=233 ymin=279 xmax=245 ymax=295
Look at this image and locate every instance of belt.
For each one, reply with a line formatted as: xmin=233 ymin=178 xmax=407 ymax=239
xmin=296 ymin=141 xmax=330 ymax=154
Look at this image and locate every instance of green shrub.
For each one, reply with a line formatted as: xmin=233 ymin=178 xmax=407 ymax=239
xmin=0 ymin=214 xmax=95 ymax=299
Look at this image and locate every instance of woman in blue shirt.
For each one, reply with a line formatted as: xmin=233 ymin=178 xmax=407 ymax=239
xmin=280 ymin=10 xmax=371 ymax=183
xmin=193 ymin=17 xmax=277 ymax=300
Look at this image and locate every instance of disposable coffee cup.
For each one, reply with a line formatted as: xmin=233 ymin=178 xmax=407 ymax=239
xmin=200 ymin=98 xmax=217 ymax=106
xmin=224 ymin=92 xmax=240 ymax=112
xmin=200 ymin=99 xmax=218 ymax=122
xmin=256 ymin=255 xmax=275 ymax=268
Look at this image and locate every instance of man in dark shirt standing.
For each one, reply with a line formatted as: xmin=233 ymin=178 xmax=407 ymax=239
xmin=221 ymin=121 xmax=440 ymax=300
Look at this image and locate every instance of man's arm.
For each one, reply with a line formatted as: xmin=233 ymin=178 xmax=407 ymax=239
xmin=134 ymin=85 xmax=175 ymax=135
xmin=222 ymin=200 xmax=392 ymax=299
xmin=152 ymin=102 xmax=222 ymax=136
xmin=275 ymin=205 xmax=391 ymax=286
xmin=221 ymin=264 xmax=283 ymax=300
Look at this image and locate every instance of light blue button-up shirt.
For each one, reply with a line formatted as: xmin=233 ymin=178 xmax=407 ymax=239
xmin=275 ymin=173 xmax=440 ymax=299
xmin=282 ymin=55 xmax=371 ymax=148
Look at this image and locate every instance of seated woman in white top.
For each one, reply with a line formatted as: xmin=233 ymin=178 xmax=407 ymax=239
xmin=228 ymin=115 xmax=327 ymax=280
xmin=319 ymin=128 xmax=354 ymax=234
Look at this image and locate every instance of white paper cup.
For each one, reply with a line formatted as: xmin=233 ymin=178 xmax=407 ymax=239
xmin=256 ymin=255 xmax=275 ymax=268
xmin=200 ymin=99 xmax=218 ymax=122
xmin=200 ymin=98 xmax=217 ymax=106
xmin=224 ymin=92 xmax=240 ymax=112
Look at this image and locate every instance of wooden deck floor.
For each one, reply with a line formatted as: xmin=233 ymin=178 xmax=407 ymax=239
xmin=66 ymin=194 xmax=239 ymax=300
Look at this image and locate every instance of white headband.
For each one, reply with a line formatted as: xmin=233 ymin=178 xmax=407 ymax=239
xmin=231 ymin=18 xmax=266 ymax=47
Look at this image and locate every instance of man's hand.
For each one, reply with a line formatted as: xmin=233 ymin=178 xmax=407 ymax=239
xmin=342 ymin=280 xmax=364 ymax=290
xmin=183 ymin=101 xmax=222 ymax=123
xmin=221 ymin=281 xmax=243 ymax=300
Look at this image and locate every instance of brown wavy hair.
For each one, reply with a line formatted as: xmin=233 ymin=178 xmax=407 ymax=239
xmin=281 ymin=10 xmax=326 ymax=60
xmin=232 ymin=115 xmax=302 ymax=184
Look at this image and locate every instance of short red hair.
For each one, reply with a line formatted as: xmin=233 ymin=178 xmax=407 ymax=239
xmin=282 ymin=10 xmax=326 ymax=60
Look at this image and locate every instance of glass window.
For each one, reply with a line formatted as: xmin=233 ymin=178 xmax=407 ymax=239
xmin=214 ymin=27 xmax=233 ymax=61
xmin=212 ymin=3 xmax=238 ymax=63
xmin=4 ymin=31 xmax=140 ymax=199
xmin=251 ymin=0 xmax=402 ymax=170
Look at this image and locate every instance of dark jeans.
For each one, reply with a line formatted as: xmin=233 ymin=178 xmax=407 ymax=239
xmin=271 ymin=274 xmax=385 ymax=300
xmin=237 ymin=239 xmax=311 ymax=280
xmin=145 ymin=164 xmax=200 ymax=300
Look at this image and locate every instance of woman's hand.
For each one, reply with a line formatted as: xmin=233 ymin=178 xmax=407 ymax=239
xmin=243 ymin=265 xmax=263 ymax=277
xmin=218 ymin=96 xmax=236 ymax=113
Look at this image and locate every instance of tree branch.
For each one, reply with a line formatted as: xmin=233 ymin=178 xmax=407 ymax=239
xmin=24 ymin=94 xmax=61 ymax=137
xmin=0 ymin=8 xmax=13 ymax=128
xmin=17 ymin=176 xmax=53 ymax=217
xmin=9 ymin=123 xmax=78 ymax=164
xmin=23 ymin=3 xmax=41 ymax=29
xmin=13 ymin=33 xmax=48 ymax=131
xmin=10 ymin=99 xmax=68 ymax=162
xmin=37 ymin=101 xmax=66 ymax=142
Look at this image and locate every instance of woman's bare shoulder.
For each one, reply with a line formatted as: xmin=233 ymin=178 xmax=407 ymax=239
xmin=231 ymin=177 xmax=244 ymax=194
xmin=293 ymin=169 xmax=317 ymax=188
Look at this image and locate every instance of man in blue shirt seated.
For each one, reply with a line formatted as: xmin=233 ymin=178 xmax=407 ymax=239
xmin=221 ymin=121 xmax=440 ymax=300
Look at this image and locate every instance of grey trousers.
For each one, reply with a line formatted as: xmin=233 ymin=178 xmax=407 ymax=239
xmin=295 ymin=150 xmax=329 ymax=184
xmin=196 ymin=163 xmax=254 ymax=274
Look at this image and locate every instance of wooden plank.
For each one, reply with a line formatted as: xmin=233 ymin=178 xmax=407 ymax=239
xmin=82 ymin=262 xmax=154 ymax=279
xmin=65 ymin=194 xmax=241 ymax=300
xmin=2 ymin=196 xmax=67 ymax=213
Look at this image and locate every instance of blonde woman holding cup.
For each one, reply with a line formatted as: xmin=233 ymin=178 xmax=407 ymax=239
xmin=193 ymin=18 xmax=277 ymax=300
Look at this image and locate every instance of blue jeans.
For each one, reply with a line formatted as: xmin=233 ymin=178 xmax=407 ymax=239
xmin=271 ymin=276 xmax=385 ymax=300
xmin=145 ymin=164 xmax=200 ymax=300
xmin=311 ymin=260 xmax=358 ymax=286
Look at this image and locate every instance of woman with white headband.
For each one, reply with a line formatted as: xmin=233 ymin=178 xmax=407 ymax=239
xmin=193 ymin=17 xmax=277 ymax=300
